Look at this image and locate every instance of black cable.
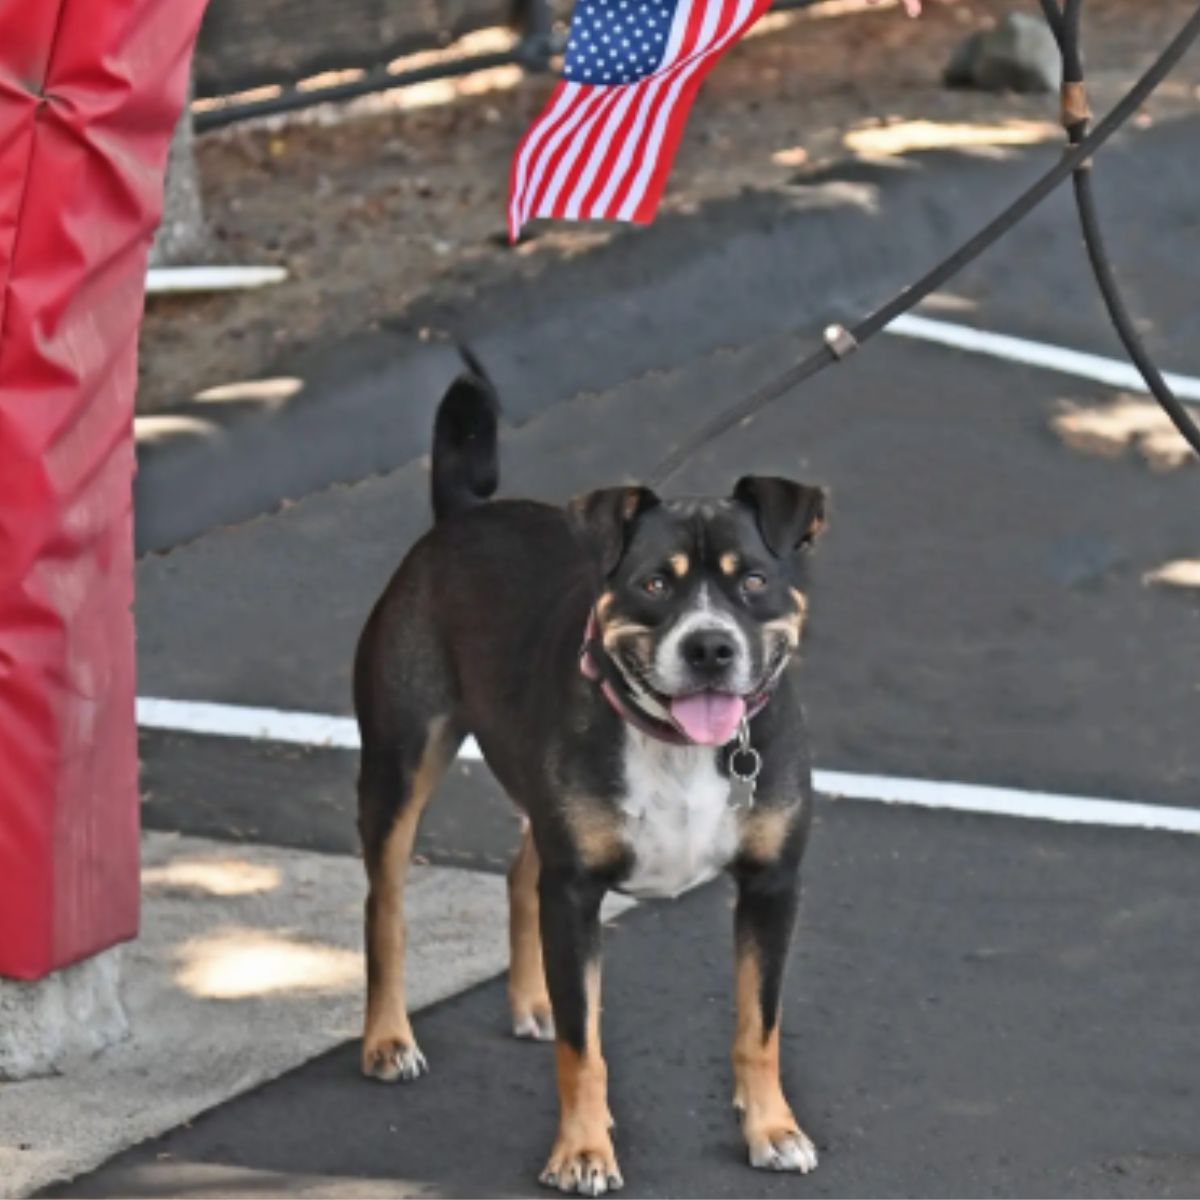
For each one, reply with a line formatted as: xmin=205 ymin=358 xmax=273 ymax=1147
xmin=647 ymin=0 xmax=1200 ymax=487
xmin=1071 ymin=170 xmax=1200 ymax=456
xmin=1047 ymin=0 xmax=1200 ymax=456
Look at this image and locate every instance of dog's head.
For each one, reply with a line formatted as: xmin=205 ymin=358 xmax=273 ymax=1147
xmin=569 ymin=476 xmax=826 ymax=745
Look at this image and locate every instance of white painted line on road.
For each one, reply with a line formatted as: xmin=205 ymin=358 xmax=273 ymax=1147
xmin=814 ymin=770 xmax=1200 ymax=836
xmin=137 ymin=696 xmax=1200 ymax=836
xmin=136 ymin=697 xmax=361 ymax=750
xmin=885 ymin=313 xmax=1200 ymax=401
xmin=136 ymin=695 xmax=484 ymax=758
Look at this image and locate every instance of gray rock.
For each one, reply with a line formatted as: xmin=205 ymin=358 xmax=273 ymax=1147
xmin=944 ymin=30 xmax=986 ymax=88
xmin=944 ymin=12 xmax=1062 ymax=94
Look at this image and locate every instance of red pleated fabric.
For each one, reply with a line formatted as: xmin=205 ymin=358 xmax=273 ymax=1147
xmin=0 ymin=0 xmax=207 ymax=977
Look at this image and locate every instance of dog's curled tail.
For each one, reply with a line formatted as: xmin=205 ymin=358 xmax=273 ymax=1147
xmin=431 ymin=347 xmax=500 ymax=523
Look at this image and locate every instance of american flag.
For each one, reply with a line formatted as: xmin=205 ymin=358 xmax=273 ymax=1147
xmin=508 ymin=0 xmax=773 ymax=241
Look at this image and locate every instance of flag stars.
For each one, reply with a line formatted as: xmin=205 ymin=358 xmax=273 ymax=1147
xmin=563 ymin=0 xmax=675 ymax=84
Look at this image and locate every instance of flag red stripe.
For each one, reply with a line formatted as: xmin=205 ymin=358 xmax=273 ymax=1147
xmin=676 ymin=0 xmax=713 ymax=61
xmin=555 ymin=85 xmax=635 ymax=218
xmin=542 ymin=78 xmax=642 ymax=219
xmin=630 ymin=64 xmax=713 ymax=222
xmin=575 ymin=86 xmax=647 ymax=218
xmin=629 ymin=0 xmax=772 ymax=222
xmin=523 ymin=85 xmax=612 ymax=223
xmin=606 ymin=0 xmax=738 ymax=218
xmin=508 ymin=81 xmax=576 ymax=239
xmin=585 ymin=0 xmax=711 ymax=219
xmin=581 ymin=87 xmax=654 ymax=218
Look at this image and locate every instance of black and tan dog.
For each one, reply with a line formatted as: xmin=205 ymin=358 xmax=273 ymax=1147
xmin=354 ymin=365 xmax=827 ymax=1195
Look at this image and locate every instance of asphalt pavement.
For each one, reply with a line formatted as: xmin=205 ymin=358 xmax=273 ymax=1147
xmin=46 ymin=114 xmax=1200 ymax=1196
xmin=50 ymin=804 xmax=1200 ymax=1198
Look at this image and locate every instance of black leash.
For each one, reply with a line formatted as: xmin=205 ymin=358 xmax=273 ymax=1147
xmin=646 ymin=0 xmax=1200 ymax=487
xmin=1041 ymin=0 xmax=1200 ymax=458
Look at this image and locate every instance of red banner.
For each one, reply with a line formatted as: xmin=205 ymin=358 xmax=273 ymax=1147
xmin=0 ymin=0 xmax=207 ymax=978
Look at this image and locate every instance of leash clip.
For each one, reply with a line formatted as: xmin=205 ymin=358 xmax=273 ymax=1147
xmin=823 ymin=323 xmax=859 ymax=360
xmin=727 ymin=718 xmax=761 ymax=810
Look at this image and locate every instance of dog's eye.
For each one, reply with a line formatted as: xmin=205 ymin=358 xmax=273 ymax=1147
xmin=741 ymin=572 xmax=768 ymax=594
xmin=642 ymin=575 xmax=669 ymax=597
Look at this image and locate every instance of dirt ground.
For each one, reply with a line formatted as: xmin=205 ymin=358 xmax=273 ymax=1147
xmin=138 ymin=0 xmax=1200 ymax=413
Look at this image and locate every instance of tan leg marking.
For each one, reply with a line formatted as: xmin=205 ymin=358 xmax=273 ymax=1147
xmin=509 ymin=823 xmax=554 ymax=1040
xmin=361 ymin=721 xmax=450 ymax=1082
xmin=542 ymin=963 xmax=622 ymax=1194
xmin=738 ymin=805 xmax=798 ymax=864
xmin=733 ymin=949 xmax=818 ymax=1173
xmin=563 ymin=801 xmax=626 ymax=874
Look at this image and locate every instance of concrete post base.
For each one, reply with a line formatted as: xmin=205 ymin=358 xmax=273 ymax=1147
xmin=0 ymin=950 xmax=129 ymax=1080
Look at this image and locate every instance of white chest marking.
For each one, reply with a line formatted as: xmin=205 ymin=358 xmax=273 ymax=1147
xmin=616 ymin=730 xmax=739 ymax=900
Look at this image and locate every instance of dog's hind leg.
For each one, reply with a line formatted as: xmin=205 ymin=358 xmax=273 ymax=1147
xmin=507 ymin=821 xmax=554 ymax=1041
xmin=359 ymin=716 xmax=459 ymax=1082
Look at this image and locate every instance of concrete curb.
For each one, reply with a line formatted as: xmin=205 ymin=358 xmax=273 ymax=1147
xmin=0 ymin=952 xmax=128 ymax=1082
xmin=134 ymin=145 xmax=1041 ymax=555
xmin=134 ymin=335 xmax=464 ymax=555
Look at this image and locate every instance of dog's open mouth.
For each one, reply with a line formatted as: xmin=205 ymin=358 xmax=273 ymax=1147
xmin=667 ymin=692 xmax=746 ymax=746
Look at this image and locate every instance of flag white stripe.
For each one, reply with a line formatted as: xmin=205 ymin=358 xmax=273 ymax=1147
xmin=525 ymin=86 xmax=610 ymax=224
xmin=560 ymin=0 xmax=698 ymax=219
xmin=540 ymin=0 xmax=697 ymax=222
xmin=590 ymin=0 xmax=731 ymax=218
xmin=564 ymin=87 xmax=644 ymax=218
xmin=509 ymin=82 xmax=579 ymax=236
xmin=523 ymin=86 xmax=610 ymax=225
xmin=538 ymin=85 xmax=630 ymax=216
xmin=660 ymin=0 xmax=700 ymax=67
xmin=586 ymin=83 xmax=666 ymax=218
xmin=510 ymin=82 xmax=577 ymax=232
xmin=618 ymin=0 xmax=758 ymax=220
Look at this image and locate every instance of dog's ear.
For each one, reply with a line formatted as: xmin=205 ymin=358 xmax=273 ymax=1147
xmin=567 ymin=486 xmax=660 ymax=576
xmin=733 ymin=476 xmax=826 ymax=557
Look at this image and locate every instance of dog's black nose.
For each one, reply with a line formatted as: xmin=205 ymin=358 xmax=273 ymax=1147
xmin=681 ymin=629 xmax=736 ymax=674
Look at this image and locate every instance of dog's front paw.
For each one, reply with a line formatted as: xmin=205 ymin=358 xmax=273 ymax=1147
xmin=744 ymin=1121 xmax=818 ymax=1174
xmin=734 ymin=1083 xmax=818 ymax=1174
xmin=512 ymin=1003 xmax=555 ymax=1041
xmin=539 ymin=1131 xmax=623 ymax=1196
xmin=361 ymin=1036 xmax=428 ymax=1083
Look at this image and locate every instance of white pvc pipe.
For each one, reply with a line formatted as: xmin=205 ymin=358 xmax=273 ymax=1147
xmin=146 ymin=266 xmax=288 ymax=295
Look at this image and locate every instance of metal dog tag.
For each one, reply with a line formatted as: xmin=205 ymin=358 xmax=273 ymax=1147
xmin=727 ymin=719 xmax=761 ymax=810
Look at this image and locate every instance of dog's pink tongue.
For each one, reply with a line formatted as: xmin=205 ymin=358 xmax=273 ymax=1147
xmin=669 ymin=693 xmax=746 ymax=745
